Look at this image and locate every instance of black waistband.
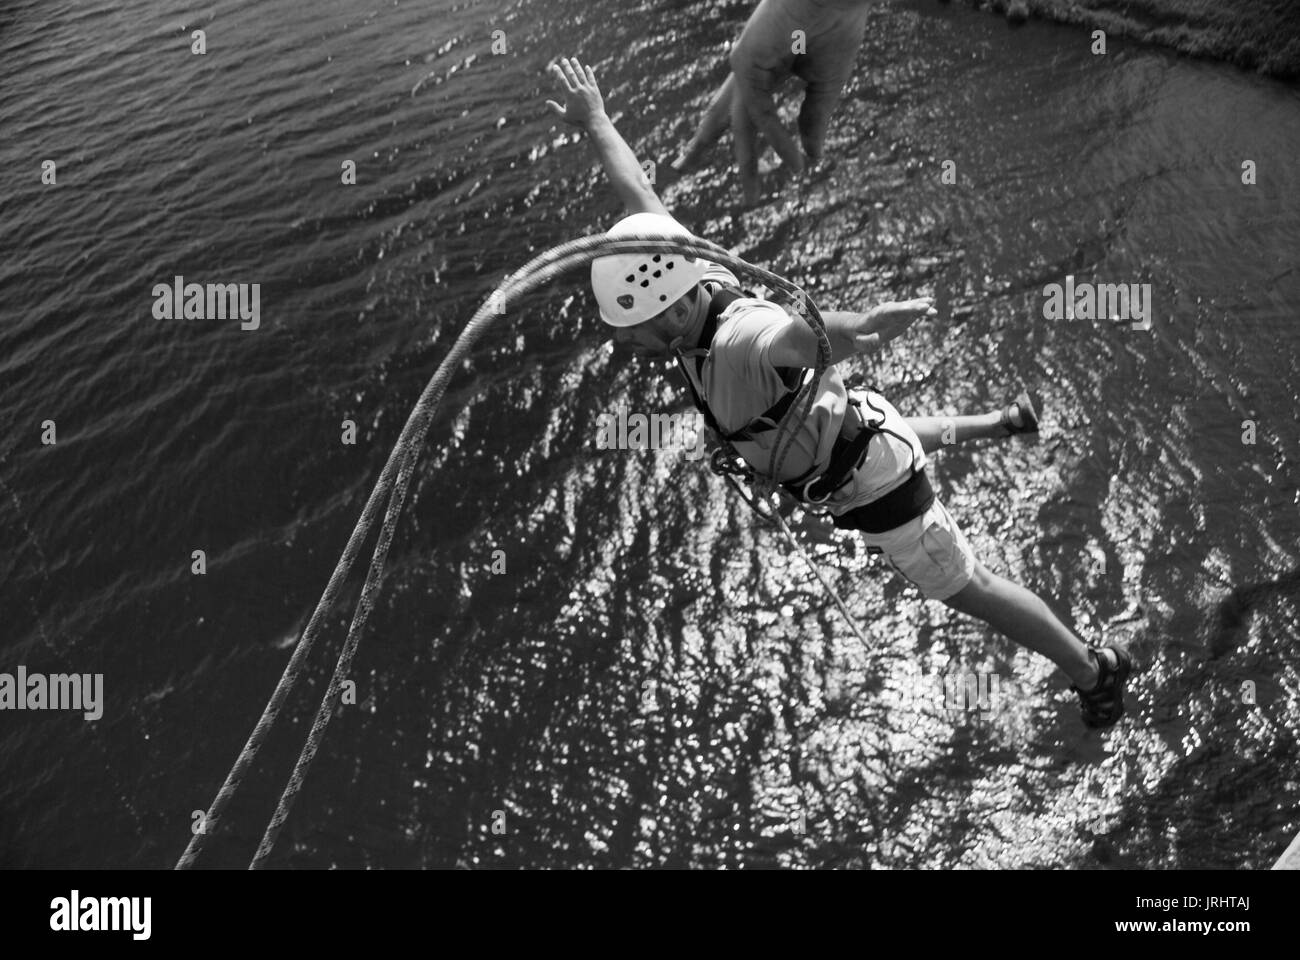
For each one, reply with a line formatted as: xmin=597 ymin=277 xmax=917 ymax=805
xmin=780 ymin=411 xmax=872 ymax=502
xmin=829 ymin=468 xmax=934 ymax=534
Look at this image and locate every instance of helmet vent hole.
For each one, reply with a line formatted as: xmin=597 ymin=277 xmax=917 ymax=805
xmin=652 ymin=270 xmax=661 ymax=278
xmin=652 ymin=255 xmax=661 ymax=262
xmin=639 ymin=265 xmax=647 ymax=272
xmin=640 ymin=280 xmax=649 ymax=287
xmin=666 ymin=261 xmax=674 ymax=269
xmin=625 ymin=275 xmax=634 ymax=283
xmin=659 ymin=294 xmax=667 ymax=302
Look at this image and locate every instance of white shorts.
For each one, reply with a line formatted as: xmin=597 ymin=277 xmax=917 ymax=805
xmin=860 ymin=498 xmax=976 ymax=601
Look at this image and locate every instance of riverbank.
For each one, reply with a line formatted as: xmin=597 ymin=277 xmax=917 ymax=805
xmin=1277 ymin=832 xmax=1300 ymax=869
xmin=960 ymin=0 xmax=1300 ymax=80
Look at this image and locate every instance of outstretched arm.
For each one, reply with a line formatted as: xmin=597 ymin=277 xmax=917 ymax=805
xmin=765 ymin=298 xmax=936 ymax=367
xmin=547 ymin=56 xmax=669 ymax=219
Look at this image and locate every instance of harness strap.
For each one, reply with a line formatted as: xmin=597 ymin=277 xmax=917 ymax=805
xmin=679 ymin=285 xmax=810 ymax=444
xmin=684 ymin=284 xmax=929 ymax=526
xmin=780 ymin=404 xmax=875 ymax=503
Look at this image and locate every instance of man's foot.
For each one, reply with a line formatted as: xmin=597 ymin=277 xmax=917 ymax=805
xmin=1071 ymin=643 xmax=1133 ymax=729
xmin=1000 ymin=390 xmax=1041 ymax=437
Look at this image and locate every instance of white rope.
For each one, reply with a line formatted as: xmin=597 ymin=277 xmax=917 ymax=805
xmin=770 ymin=506 xmax=875 ymax=652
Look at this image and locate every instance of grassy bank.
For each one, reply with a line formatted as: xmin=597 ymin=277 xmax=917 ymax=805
xmin=957 ymin=0 xmax=1300 ymax=80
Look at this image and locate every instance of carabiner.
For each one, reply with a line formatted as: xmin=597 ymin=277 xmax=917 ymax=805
xmin=801 ymin=476 xmax=833 ymax=505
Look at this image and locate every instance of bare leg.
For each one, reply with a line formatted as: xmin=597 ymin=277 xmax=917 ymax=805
xmin=906 ymin=412 xmax=1011 ymax=455
xmin=944 ymin=561 xmax=1098 ymax=688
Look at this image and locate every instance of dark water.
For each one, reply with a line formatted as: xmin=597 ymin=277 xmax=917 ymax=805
xmin=1 ymin=0 xmax=1298 ymax=868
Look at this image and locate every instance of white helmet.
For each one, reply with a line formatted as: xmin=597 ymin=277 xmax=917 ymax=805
xmin=591 ymin=213 xmax=708 ymax=327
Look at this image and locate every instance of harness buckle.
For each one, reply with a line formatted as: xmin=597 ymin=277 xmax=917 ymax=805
xmin=710 ymin=446 xmax=752 ymax=482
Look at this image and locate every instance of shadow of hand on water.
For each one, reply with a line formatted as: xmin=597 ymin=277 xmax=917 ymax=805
xmin=1208 ymin=566 xmax=1300 ymax=658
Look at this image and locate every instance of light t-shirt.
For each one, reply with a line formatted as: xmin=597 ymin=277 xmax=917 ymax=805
xmin=690 ymin=261 xmax=926 ymax=513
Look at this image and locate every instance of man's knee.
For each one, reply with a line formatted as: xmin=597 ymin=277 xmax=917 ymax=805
xmin=943 ymin=562 xmax=996 ymax=614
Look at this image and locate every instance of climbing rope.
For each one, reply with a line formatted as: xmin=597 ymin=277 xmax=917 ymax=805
xmin=175 ymin=231 xmax=866 ymax=870
xmin=770 ymin=510 xmax=875 ymax=651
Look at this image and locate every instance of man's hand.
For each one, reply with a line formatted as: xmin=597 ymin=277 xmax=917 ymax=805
xmin=851 ymin=298 xmax=936 ymax=354
xmin=545 ymin=55 xmax=671 ymax=218
xmin=673 ymin=0 xmax=871 ymax=204
xmin=769 ymin=296 xmax=935 ymax=368
xmin=546 ymin=56 xmax=605 ymax=129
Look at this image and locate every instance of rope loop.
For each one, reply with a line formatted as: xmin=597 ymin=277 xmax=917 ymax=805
xmin=174 ymin=230 xmax=864 ymax=870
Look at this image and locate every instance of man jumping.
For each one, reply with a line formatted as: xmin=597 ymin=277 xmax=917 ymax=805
xmin=546 ymin=56 xmax=1133 ymax=728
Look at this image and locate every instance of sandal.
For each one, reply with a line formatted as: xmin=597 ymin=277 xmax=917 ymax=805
xmin=1071 ymin=643 xmax=1133 ymax=729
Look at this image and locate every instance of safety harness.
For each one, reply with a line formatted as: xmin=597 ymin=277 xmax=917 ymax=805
xmin=677 ymin=284 xmax=934 ymax=533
